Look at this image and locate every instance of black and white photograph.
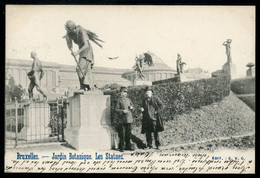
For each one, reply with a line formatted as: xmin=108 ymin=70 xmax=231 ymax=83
xmin=4 ymin=5 xmax=255 ymax=173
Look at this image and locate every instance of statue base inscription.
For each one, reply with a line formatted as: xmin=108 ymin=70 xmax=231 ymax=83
xmin=64 ymin=93 xmax=112 ymax=151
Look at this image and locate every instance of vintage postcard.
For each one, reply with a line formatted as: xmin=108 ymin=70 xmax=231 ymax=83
xmin=5 ymin=5 xmax=255 ymax=173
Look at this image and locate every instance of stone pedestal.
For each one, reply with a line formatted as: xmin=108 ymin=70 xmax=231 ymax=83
xmin=134 ymin=80 xmax=152 ymax=86
xmin=20 ymin=102 xmax=51 ymax=141
xmin=246 ymin=69 xmax=252 ymax=77
xmin=222 ymin=62 xmax=237 ymax=79
xmin=247 ymin=67 xmax=255 ymax=77
xmin=179 ymin=74 xmax=187 ymax=82
xmin=64 ymin=92 xmax=112 ymax=151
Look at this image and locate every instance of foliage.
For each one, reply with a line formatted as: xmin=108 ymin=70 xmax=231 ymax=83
xmin=237 ymin=95 xmax=255 ymax=111
xmin=101 ymin=83 xmax=123 ymax=92
xmin=105 ymin=75 xmax=231 ymax=128
xmin=5 ymin=76 xmax=24 ymax=102
xmin=231 ymin=77 xmax=255 ymax=94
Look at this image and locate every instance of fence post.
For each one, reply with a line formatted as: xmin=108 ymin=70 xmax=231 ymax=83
xmin=61 ymin=97 xmax=65 ymax=142
xmin=14 ymin=97 xmax=18 ymax=148
xmin=56 ymin=98 xmax=60 ymax=141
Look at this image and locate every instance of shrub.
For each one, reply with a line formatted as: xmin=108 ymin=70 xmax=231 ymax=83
xmin=105 ymin=75 xmax=231 ymax=128
xmin=237 ymin=95 xmax=255 ymax=111
xmin=5 ymin=76 xmax=24 ymax=102
xmin=231 ymin=77 xmax=255 ymax=94
xmin=152 ymin=76 xmax=180 ymax=85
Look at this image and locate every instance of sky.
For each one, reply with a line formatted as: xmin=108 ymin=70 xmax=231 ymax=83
xmin=6 ymin=5 xmax=255 ymax=76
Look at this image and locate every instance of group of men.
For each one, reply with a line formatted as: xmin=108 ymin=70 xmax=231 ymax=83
xmin=115 ymin=86 xmax=164 ymax=152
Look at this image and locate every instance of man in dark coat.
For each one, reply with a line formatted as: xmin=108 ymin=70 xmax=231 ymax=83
xmin=140 ymin=86 xmax=164 ymax=149
xmin=115 ymin=87 xmax=134 ymax=152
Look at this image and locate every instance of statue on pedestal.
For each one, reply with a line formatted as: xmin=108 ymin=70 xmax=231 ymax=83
xmin=133 ymin=54 xmax=145 ymax=80
xmin=176 ymin=53 xmax=186 ymax=75
xmin=246 ymin=62 xmax=255 ymax=77
xmin=63 ymin=20 xmax=104 ymax=92
xmin=223 ymin=39 xmax=232 ymax=63
xmin=27 ymin=51 xmax=47 ymax=102
xmin=133 ymin=53 xmax=154 ymax=80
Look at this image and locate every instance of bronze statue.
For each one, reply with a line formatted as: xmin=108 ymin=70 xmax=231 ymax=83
xmin=133 ymin=54 xmax=146 ymax=80
xmin=223 ymin=39 xmax=232 ymax=63
xmin=176 ymin=54 xmax=186 ymax=74
xmin=63 ymin=20 xmax=103 ymax=91
xmin=27 ymin=51 xmax=47 ymax=101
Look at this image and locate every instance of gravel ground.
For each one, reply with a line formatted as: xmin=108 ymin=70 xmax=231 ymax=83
xmin=131 ymin=93 xmax=255 ymax=147
xmin=166 ymin=134 xmax=255 ymax=152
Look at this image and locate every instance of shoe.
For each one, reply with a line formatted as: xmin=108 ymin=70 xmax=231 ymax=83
xmin=155 ymin=141 xmax=161 ymax=149
xmin=147 ymin=145 xmax=153 ymax=149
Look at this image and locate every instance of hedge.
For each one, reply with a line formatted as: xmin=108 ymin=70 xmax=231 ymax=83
xmin=104 ymin=75 xmax=231 ymax=129
xmin=237 ymin=95 xmax=255 ymax=111
xmin=231 ymin=77 xmax=255 ymax=94
xmin=211 ymin=70 xmax=228 ymax=78
xmin=152 ymin=76 xmax=180 ymax=85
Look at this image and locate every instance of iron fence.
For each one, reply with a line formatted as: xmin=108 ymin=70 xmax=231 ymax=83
xmin=5 ymin=97 xmax=68 ymax=147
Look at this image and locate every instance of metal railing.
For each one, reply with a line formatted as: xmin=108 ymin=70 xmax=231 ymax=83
xmin=5 ymin=97 xmax=68 ymax=147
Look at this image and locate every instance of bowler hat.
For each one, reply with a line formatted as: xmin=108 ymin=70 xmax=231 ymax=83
xmin=145 ymin=86 xmax=153 ymax=92
xmin=120 ymin=87 xmax=128 ymax=92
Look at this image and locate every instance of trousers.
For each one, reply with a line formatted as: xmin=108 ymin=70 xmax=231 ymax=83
xmin=145 ymin=120 xmax=160 ymax=147
xmin=118 ymin=123 xmax=132 ymax=150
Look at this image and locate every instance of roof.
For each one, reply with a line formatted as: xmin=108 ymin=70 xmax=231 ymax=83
xmin=142 ymin=51 xmax=174 ymax=71
xmin=6 ymin=58 xmax=131 ymax=74
xmin=123 ymin=51 xmax=175 ymax=76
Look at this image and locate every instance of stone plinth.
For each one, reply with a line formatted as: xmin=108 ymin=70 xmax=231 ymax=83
xmin=179 ymin=74 xmax=187 ymax=82
xmin=20 ymin=102 xmax=51 ymax=141
xmin=222 ymin=62 xmax=236 ymax=79
xmin=247 ymin=67 xmax=255 ymax=77
xmin=246 ymin=69 xmax=252 ymax=77
xmin=134 ymin=80 xmax=152 ymax=86
xmin=64 ymin=92 xmax=112 ymax=150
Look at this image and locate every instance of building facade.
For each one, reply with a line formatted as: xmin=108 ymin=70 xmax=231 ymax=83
xmin=6 ymin=58 xmax=131 ymax=97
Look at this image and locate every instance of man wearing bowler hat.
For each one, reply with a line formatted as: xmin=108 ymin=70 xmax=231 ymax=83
xmin=140 ymin=86 xmax=164 ymax=149
xmin=115 ymin=87 xmax=134 ymax=152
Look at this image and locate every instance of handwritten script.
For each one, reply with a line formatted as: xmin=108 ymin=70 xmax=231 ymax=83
xmin=5 ymin=152 xmax=254 ymax=173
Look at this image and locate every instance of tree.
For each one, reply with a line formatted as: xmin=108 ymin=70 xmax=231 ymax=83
xmin=101 ymin=83 xmax=122 ymax=91
xmin=5 ymin=76 xmax=24 ymax=102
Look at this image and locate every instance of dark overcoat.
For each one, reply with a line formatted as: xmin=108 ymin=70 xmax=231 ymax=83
xmin=141 ymin=96 xmax=164 ymax=134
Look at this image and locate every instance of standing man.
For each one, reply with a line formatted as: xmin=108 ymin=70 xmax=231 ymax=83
xmin=27 ymin=51 xmax=47 ymax=101
xmin=223 ymin=39 xmax=232 ymax=63
xmin=64 ymin=20 xmax=103 ymax=91
xmin=115 ymin=87 xmax=134 ymax=152
xmin=140 ymin=86 xmax=164 ymax=149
